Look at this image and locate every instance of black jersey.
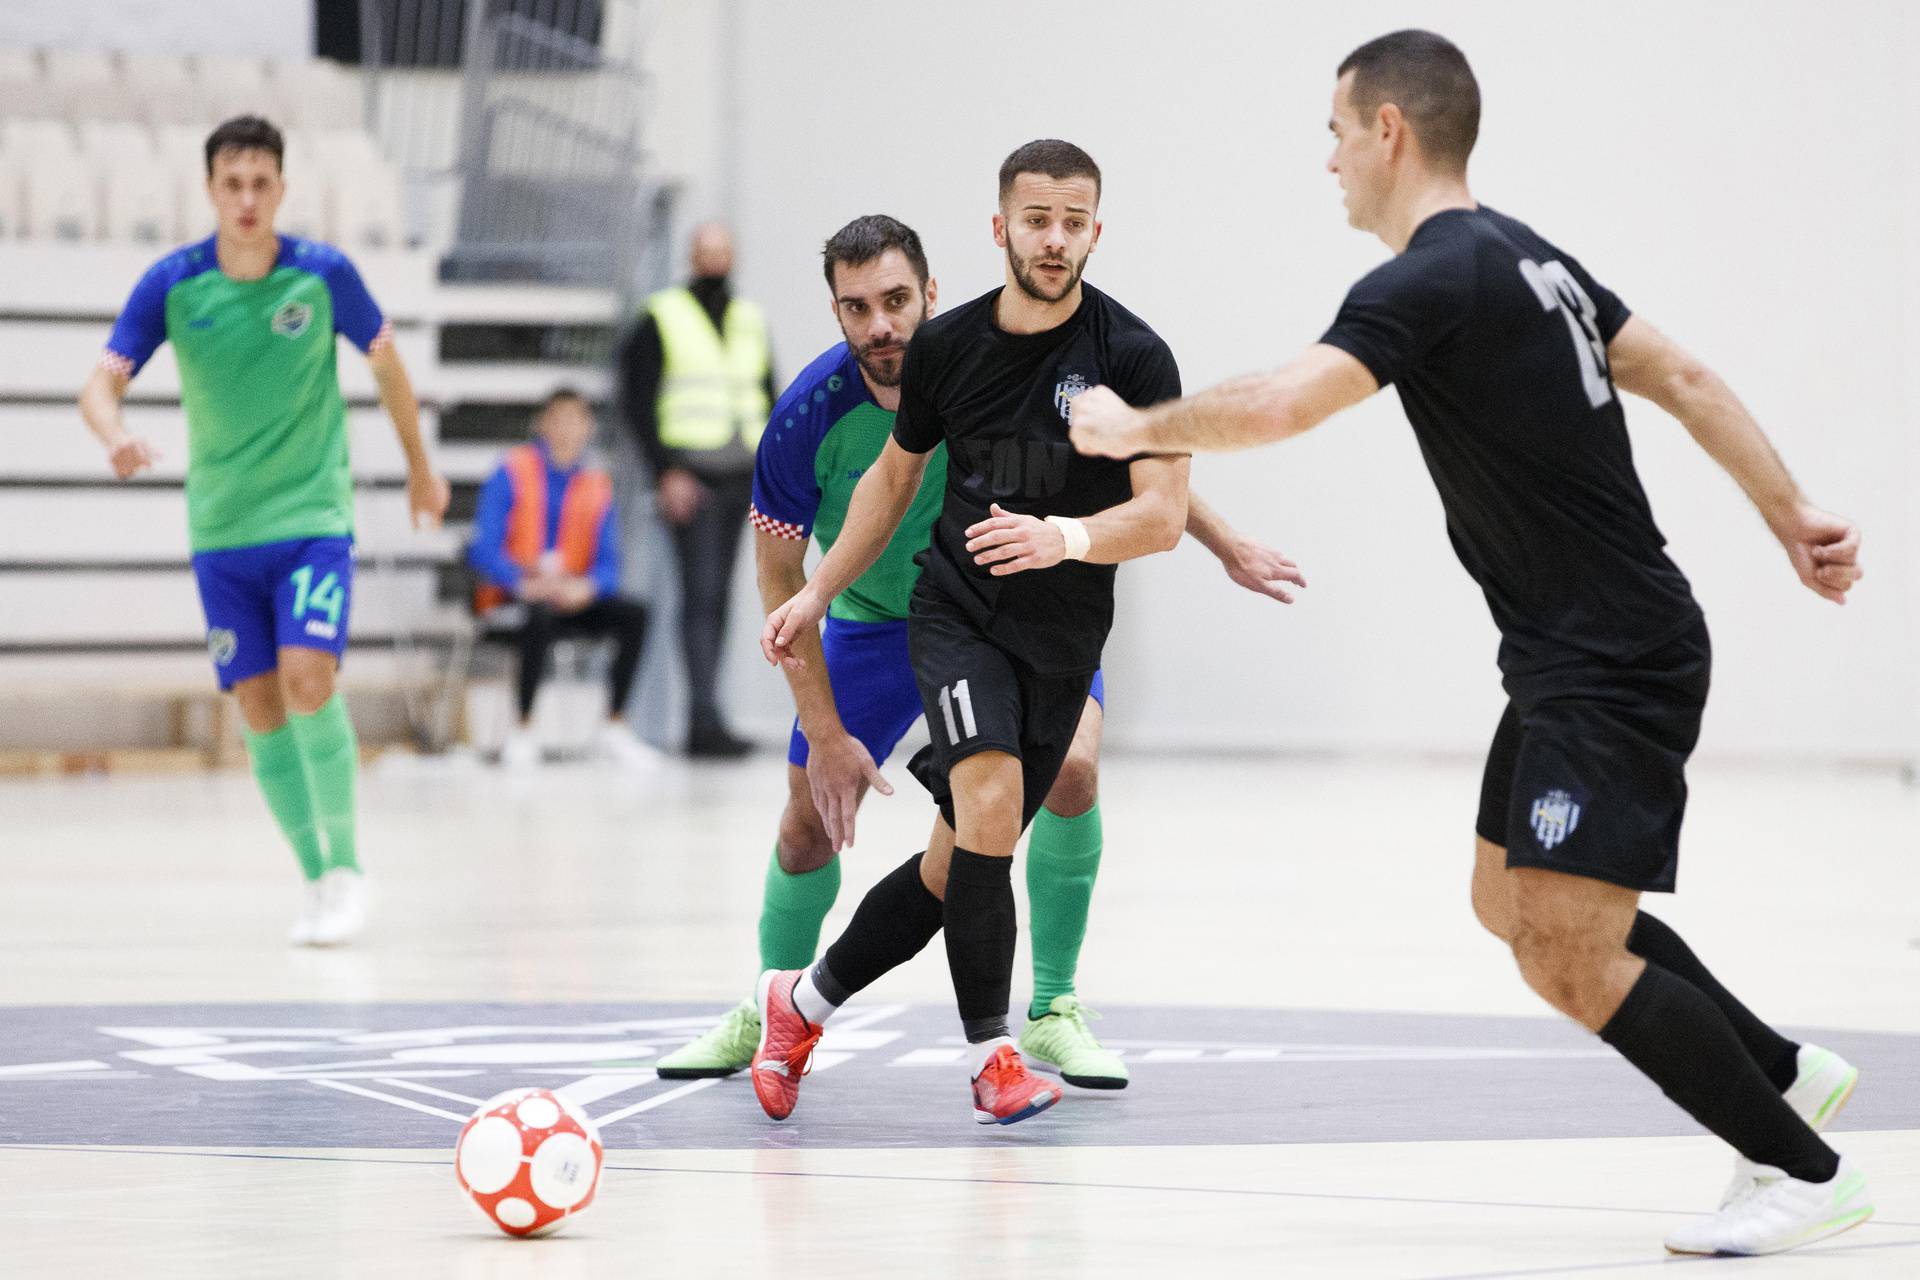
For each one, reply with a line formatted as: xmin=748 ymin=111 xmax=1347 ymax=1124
xmin=1319 ymin=206 xmax=1701 ymax=691
xmin=892 ymin=284 xmax=1181 ymax=675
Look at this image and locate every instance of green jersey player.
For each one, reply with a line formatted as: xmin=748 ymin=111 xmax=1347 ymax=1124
xmin=76 ymin=116 xmax=449 ymax=946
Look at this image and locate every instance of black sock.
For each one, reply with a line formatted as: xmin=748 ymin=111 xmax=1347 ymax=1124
xmin=1601 ymin=963 xmax=1838 ymax=1183
xmin=814 ymin=853 xmax=945 ymax=999
xmin=1627 ymin=912 xmax=1801 ymax=1092
xmin=944 ymin=848 xmax=1017 ymax=1044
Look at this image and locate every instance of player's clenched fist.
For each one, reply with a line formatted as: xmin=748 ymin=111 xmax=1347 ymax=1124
xmin=967 ymin=503 xmax=1065 ymax=576
xmin=409 ymin=466 xmax=451 ymax=530
xmin=107 ymin=435 xmax=159 ymax=479
xmin=1067 ymin=384 xmax=1144 ymax=458
xmin=762 ymin=587 xmax=827 ymax=670
xmin=1771 ymin=502 xmax=1863 ymax=605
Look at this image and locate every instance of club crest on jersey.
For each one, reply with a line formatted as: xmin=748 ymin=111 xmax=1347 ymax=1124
xmin=207 ymin=628 xmax=238 ymax=668
xmin=1054 ymin=372 xmax=1089 ymax=422
xmin=271 ymin=302 xmax=313 ymax=339
xmin=1530 ymin=789 xmax=1582 ymax=850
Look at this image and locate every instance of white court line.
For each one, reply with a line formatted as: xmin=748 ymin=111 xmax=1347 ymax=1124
xmin=0 ymin=1060 xmax=111 ymax=1077
xmin=313 ymin=1079 xmax=467 ymax=1122
xmin=592 ymin=1078 xmax=721 ymax=1127
xmin=373 ymin=1078 xmax=484 ymax=1107
xmin=826 ymin=1003 xmax=909 ymax=1034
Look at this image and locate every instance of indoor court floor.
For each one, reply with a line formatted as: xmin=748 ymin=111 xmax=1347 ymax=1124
xmin=3 ymin=751 xmax=1917 ymax=1278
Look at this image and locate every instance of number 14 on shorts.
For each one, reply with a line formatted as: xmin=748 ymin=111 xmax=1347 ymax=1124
xmin=290 ymin=563 xmax=345 ymax=628
xmin=938 ymin=679 xmax=978 ymax=744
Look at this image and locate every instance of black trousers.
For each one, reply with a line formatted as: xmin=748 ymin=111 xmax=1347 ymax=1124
xmin=515 ymin=596 xmax=650 ymax=720
xmin=668 ymin=470 xmax=754 ymax=731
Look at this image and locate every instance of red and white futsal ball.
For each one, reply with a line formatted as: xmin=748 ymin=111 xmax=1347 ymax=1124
xmin=455 ymin=1087 xmax=604 ymax=1237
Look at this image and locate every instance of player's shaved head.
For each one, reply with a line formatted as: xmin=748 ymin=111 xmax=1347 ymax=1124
xmin=998 ymin=139 xmax=1101 ymax=207
xmin=1337 ymin=30 xmax=1480 ymax=173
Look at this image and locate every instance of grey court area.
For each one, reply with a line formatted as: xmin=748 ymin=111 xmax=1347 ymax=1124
xmin=2 ymin=1002 xmax=1915 ymax=1151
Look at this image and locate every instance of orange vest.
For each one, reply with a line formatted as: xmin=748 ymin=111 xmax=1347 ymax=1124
xmin=474 ymin=443 xmax=614 ymax=613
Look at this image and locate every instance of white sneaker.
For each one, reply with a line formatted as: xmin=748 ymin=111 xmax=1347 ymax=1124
xmin=499 ymin=730 xmax=540 ymax=769
xmin=287 ymin=880 xmax=327 ymax=946
xmin=1667 ymin=1157 xmax=1872 ymax=1256
xmin=309 ymin=868 xmax=369 ymax=946
xmin=1720 ymin=1044 xmax=1860 ymax=1205
xmin=595 ymin=722 xmax=663 ymax=770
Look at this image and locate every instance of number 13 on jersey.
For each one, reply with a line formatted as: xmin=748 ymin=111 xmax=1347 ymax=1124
xmin=1519 ymin=258 xmax=1613 ymax=410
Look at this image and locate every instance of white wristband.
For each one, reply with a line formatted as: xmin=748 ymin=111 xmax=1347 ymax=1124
xmin=1046 ymin=515 xmax=1092 ymax=562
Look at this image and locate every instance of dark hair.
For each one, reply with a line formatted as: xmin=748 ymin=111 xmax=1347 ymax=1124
xmin=541 ymin=386 xmax=589 ymax=413
xmin=997 ymin=138 xmax=1101 ymax=205
xmin=203 ymin=115 xmax=285 ymax=177
xmin=1337 ymin=31 xmax=1480 ymax=172
xmin=821 ymin=214 xmax=930 ymax=291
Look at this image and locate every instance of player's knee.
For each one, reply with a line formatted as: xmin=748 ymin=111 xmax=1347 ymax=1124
xmin=1470 ymin=872 xmax=1516 ymax=942
xmin=1042 ymin=752 xmax=1099 ymax=818
xmin=281 ymin=666 xmax=335 ymax=715
xmin=776 ymin=804 xmax=834 ymax=873
xmin=1509 ymin=924 xmax=1611 ymax=1024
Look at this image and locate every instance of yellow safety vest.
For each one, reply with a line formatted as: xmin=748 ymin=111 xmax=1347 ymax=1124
xmin=648 ymin=286 xmax=771 ymax=456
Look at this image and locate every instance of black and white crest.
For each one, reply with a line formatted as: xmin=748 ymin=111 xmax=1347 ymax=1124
xmin=1529 ymin=789 xmax=1582 ymax=850
xmin=1054 ymin=372 xmax=1089 ymax=422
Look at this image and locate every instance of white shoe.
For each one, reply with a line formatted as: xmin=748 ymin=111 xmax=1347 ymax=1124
xmin=1667 ymin=1157 xmax=1872 ymax=1256
xmin=287 ymin=880 xmax=327 ymax=946
xmin=309 ymin=868 xmax=369 ymax=946
xmin=596 ymin=722 xmax=663 ymax=770
xmin=1720 ymin=1044 xmax=1860 ymax=1205
xmin=499 ymin=730 xmax=540 ymax=769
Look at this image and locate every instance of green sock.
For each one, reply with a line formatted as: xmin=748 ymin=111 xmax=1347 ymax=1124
xmin=756 ymin=843 xmax=842 ymax=972
xmin=1026 ymin=801 xmax=1103 ymax=1020
xmin=289 ymin=694 xmax=360 ymax=874
xmin=245 ymin=721 xmax=325 ymax=881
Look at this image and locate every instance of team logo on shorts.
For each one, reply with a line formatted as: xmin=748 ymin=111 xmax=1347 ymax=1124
xmin=207 ymin=628 xmax=238 ymax=668
xmin=271 ymin=302 xmax=313 ymax=338
xmin=1054 ymin=372 xmax=1089 ymax=421
xmin=1529 ymin=789 xmax=1582 ymax=850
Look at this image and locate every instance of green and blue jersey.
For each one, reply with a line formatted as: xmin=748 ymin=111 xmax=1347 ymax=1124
xmin=750 ymin=343 xmax=947 ymax=624
xmin=104 ymin=234 xmax=389 ymax=552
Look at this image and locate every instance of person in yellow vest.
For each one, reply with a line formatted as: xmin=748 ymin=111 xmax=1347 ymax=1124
xmin=619 ymin=221 xmax=776 ymax=757
xmin=469 ymin=389 xmax=655 ymax=769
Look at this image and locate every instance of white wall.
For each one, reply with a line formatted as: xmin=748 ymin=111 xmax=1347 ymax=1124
xmin=0 ymin=1 xmax=311 ymax=57
xmin=693 ymin=0 xmax=1918 ymax=763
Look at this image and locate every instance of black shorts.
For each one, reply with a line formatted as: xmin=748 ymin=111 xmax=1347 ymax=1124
xmin=906 ymin=589 xmax=1095 ymax=834
xmin=1476 ymin=618 xmax=1711 ymax=894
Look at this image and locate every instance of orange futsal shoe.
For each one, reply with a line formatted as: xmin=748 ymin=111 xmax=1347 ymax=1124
xmin=751 ymin=969 xmax=823 ymax=1121
xmin=971 ymin=1044 xmax=1063 ymax=1126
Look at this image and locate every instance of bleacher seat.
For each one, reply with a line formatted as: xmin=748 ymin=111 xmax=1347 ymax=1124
xmin=307 ymin=128 xmax=406 ymax=249
xmin=0 ymin=151 xmax=21 ymax=239
xmin=42 ymin=47 xmax=140 ymax=123
xmin=78 ymin=121 xmax=179 ymax=245
xmin=190 ymin=52 xmax=278 ymax=124
xmin=119 ymin=51 xmax=206 ymax=128
xmin=275 ymin=132 xmax=332 ymax=241
xmin=273 ymin=59 xmax=365 ymax=130
xmin=4 ymin=119 xmax=97 ymax=240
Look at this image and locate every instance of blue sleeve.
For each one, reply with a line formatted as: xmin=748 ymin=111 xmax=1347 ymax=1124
xmin=750 ymin=408 xmax=822 ymax=540
xmin=317 ymin=249 xmax=388 ymax=353
xmin=103 ymin=259 xmax=174 ymax=377
xmin=467 ymin=466 xmax=521 ymax=592
xmin=589 ymin=499 xmax=620 ymax=599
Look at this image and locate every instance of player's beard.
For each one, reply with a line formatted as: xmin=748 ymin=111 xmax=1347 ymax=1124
xmin=848 ymin=303 xmax=925 ymax=388
xmin=1006 ymin=241 xmax=1087 ymax=304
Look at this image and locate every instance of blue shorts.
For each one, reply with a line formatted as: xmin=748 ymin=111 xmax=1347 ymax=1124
xmin=190 ymin=536 xmax=355 ymax=690
xmin=789 ymin=615 xmax=1105 ymax=768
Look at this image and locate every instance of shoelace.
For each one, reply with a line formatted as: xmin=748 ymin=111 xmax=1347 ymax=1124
xmin=782 ymin=1027 xmax=823 ymax=1077
xmin=1056 ymin=998 xmax=1103 ymax=1037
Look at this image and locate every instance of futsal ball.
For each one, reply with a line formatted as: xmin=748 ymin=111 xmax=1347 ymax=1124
xmin=455 ymin=1087 xmax=604 ymax=1237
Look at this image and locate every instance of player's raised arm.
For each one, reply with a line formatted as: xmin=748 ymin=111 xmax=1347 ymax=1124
xmin=1184 ymin=490 xmax=1307 ymax=603
xmin=366 ymin=336 xmax=449 ymax=531
xmin=1607 ymin=315 xmax=1861 ymax=604
xmin=1070 ymin=344 xmax=1378 ymax=458
xmin=964 ymin=454 xmax=1189 ymax=576
xmin=762 ymin=437 xmax=929 ymax=665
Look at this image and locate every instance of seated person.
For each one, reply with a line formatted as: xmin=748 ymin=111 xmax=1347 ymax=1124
xmin=470 ymin=388 xmax=654 ymax=768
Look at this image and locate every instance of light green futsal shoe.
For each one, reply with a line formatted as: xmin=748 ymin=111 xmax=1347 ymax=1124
xmin=1019 ymin=994 xmax=1129 ymax=1090
xmin=656 ymin=997 xmax=760 ymax=1079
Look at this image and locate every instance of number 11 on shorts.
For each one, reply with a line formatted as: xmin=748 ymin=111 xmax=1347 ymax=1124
xmin=938 ymin=679 xmax=977 ymax=744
